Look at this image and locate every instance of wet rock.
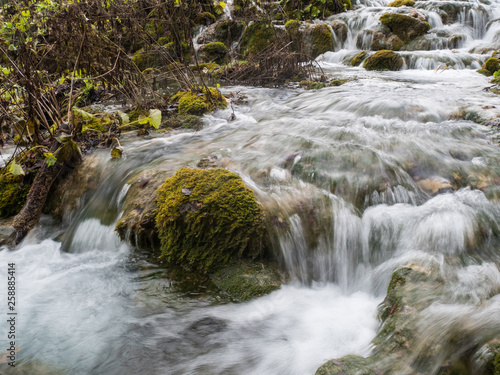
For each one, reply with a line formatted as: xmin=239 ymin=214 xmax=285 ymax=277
xmin=356 ymin=29 xmax=404 ymax=51
xmin=350 ymin=51 xmax=368 ymax=66
xmin=304 ymin=23 xmax=334 ymax=58
xmin=363 ymin=50 xmax=404 ymax=71
xmin=388 ymin=0 xmax=415 ymax=7
xmin=155 ymin=168 xmax=269 ymax=273
xmin=199 ymin=42 xmax=228 ymax=64
xmin=416 ymin=176 xmax=453 ymax=195
xmin=0 ymin=218 xmax=14 ymax=246
xmin=330 ymin=20 xmax=348 ymax=45
xmin=210 ymin=260 xmax=285 ymax=301
xmin=240 ymin=21 xmax=276 ymax=57
xmin=379 ymin=13 xmax=430 ymax=43
xmin=44 ymin=153 xmax=103 ymax=221
xmin=115 ymin=168 xmax=172 ymax=249
xmin=197 ymin=154 xmax=221 ymax=169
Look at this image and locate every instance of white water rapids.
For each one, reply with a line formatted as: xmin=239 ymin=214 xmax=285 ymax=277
xmin=2 ymin=0 xmax=500 ymax=373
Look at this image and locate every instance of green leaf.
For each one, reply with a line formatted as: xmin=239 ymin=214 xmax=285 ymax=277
xmin=148 ymin=109 xmax=161 ymax=129
xmin=174 ymin=0 xmax=181 ymax=6
xmin=117 ymin=111 xmax=130 ymax=125
xmin=138 ymin=115 xmax=149 ymax=125
xmin=219 ymin=1 xmax=226 ymax=8
xmin=303 ymin=4 xmax=311 ymax=12
xmin=8 ymin=44 xmax=17 ymax=51
xmin=216 ymin=83 xmax=220 ymax=88
xmin=311 ymin=6 xmax=320 ymax=17
xmin=8 ymin=160 xmax=24 ymax=176
xmin=111 ymin=146 xmax=123 ymax=159
xmin=73 ymin=107 xmax=94 ymax=120
xmin=43 ymin=152 xmax=57 ymax=167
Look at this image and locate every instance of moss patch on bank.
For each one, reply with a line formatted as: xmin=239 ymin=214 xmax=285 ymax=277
xmin=170 ymin=87 xmax=227 ymax=115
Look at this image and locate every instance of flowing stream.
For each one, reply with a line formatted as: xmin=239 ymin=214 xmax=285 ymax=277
xmin=2 ymin=0 xmax=500 ymax=374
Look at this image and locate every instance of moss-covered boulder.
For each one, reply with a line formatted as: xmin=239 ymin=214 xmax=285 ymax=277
xmin=316 ymin=355 xmax=381 ymax=375
xmin=484 ymin=57 xmax=500 ymax=75
xmin=350 ymin=50 xmax=368 ymax=66
xmin=477 ymin=68 xmax=493 ymax=76
xmin=170 ymin=87 xmax=227 ymax=115
xmin=240 ymin=21 xmax=276 ymax=57
xmin=379 ymin=13 xmax=430 ymax=42
xmin=155 ymin=168 xmax=268 ymax=273
xmin=388 ymin=0 xmax=415 ymax=7
xmin=363 ymin=50 xmax=404 ymax=70
xmin=199 ymin=42 xmax=228 ymax=64
xmin=304 ymin=23 xmax=333 ymax=58
xmin=195 ymin=11 xmax=216 ymax=25
xmin=0 ymin=174 xmax=30 ymax=218
xmin=283 ymin=0 xmax=351 ymax=19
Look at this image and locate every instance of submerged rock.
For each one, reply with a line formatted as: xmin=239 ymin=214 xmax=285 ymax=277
xmin=210 ymin=259 xmax=285 ymax=301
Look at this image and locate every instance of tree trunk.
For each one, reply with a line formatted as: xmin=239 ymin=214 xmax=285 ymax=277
xmin=12 ymin=162 xmax=62 ymax=244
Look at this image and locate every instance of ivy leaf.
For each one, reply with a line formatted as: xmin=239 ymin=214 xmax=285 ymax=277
xmin=43 ymin=152 xmax=57 ymax=167
xmin=8 ymin=160 xmax=25 ymax=176
xmin=148 ymin=109 xmax=161 ymax=129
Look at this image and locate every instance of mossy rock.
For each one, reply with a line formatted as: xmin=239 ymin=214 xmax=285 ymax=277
xmin=155 ymin=168 xmax=268 ymax=273
xmin=214 ymin=20 xmax=246 ymax=43
xmin=477 ymin=68 xmax=492 ymax=76
xmin=240 ymin=21 xmax=275 ymax=57
xmin=131 ymin=49 xmax=160 ymax=71
xmin=387 ymin=0 xmax=415 ymax=7
xmin=379 ymin=13 xmax=430 ymax=42
xmin=210 ymin=259 xmax=284 ymax=301
xmin=363 ymin=50 xmax=403 ymax=71
xmin=195 ymin=12 xmax=216 ymax=25
xmin=170 ymin=87 xmax=227 ymax=115
xmin=484 ymin=57 xmax=500 ymax=75
xmin=316 ymin=355 xmax=380 ymax=375
xmin=285 ymin=19 xmax=303 ymax=52
xmin=180 ymin=115 xmax=204 ymax=130
xmin=305 ymin=23 xmax=333 ymax=58
xmin=200 ymin=42 xmax=228 ymax=64
xmin=0 ymin=174 xmax=30 ymax=218
xmin=351 ymin=50 xmax=368 ymax=66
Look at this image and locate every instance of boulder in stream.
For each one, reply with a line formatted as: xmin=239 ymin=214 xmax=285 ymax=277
xmin=363 ymin=50 xmax=404 ymax=71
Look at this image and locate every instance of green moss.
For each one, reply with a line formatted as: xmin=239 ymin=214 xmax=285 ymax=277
xmin=155 ymin=168 xmax=267 ymax=273
xmin=379 ymin=13 xmax=430 ymax=42
xmin=195 ymin=12 xmax=216 ymax=25
xmin=387 ymin=0 xmax=415 ymax=6
xmin=171 ymin=86 xmax=227 ymax=115
xmin=180 ymin=115 xmax=204 ymax=130
xmin=201 ymin=42 xmax=228 ymax=64
xmin=484 ymin=57 xmax=500 ymax=74
xmin=309 ymin=23 xmax=333 ymax=57
xmin=351 ymin=50 xmax=368 ymax=66
xmin=240 ymin=21 xmax=275 ymax=57
xmin=316 ymin=355 xmax=378 ymax=375
xmin=0 ymin=174 xmax=30 ymax=218
xmin=214 ymin=21 xmax=246 ymax=43
xmin=363 ymin=50 xmax=404 ymax=71
xmin=299 ymin=79 xmax=348 ymax=89
xmin=194 ymin=62 xmax=220 ymax=71
xmin=285 ymin=19 xmax=301 ymax=31
xmin=210 ymin=260 xmax=282 ymax=301
xmin=495 ymin=350 xmax=500 ymax=375
xmin=338 ymin=0 xmax=352 ymax=11
xmin=477 ymin=68 xmax=492 ymax=76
